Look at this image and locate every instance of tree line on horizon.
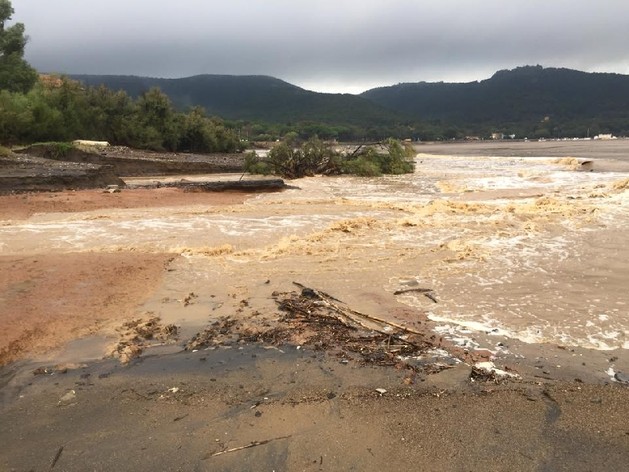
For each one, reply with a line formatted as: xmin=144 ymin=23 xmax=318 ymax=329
xmin=72 ymin=67 xmax=629 ymax=143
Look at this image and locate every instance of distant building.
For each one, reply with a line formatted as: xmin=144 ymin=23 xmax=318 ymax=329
xmin=594 ymin=134 xmax=616 ymax=140
xmin=491 ymin=133 xmax=504 ymax=140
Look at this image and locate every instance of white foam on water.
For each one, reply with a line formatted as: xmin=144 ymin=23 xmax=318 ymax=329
xmin=0 ymin=209 xmax=389 ymax=254
xmin=428 ymin=309 xmax=628 ymax=351
xmin=474 ymin=361 xmax=520 ymax=379
xmin=4 ymin=151 xmax=628 ymax=353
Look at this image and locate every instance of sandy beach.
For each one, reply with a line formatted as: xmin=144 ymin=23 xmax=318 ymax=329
xmin=1 ymin=139 xmax=628 ymax=470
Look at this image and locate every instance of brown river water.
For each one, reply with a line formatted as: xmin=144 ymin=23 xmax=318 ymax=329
xmin=1 ymin=143 xmax=628 ymax=365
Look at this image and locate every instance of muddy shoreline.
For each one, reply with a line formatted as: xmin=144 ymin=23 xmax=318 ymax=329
xmin=2 ymin=345 xmax=629 ymax=471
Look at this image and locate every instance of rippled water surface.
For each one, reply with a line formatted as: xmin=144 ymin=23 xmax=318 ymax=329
xmin=2 ymin=151 xmax=628 ymax=350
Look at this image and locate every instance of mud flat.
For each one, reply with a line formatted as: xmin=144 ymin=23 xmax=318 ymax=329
xmin=1 ymin=141 xmax=629 ymax=470
xmin=2 ymin=346 xmax=629 ymax=471
xmin=416 ymin=138 xmax=629 ymax=172
xmin=0 ymin=187 xmax=249 ymax=220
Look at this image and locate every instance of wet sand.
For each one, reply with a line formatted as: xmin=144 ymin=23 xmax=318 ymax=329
xmin=0 ymin=187 xmax=248 ymax=220
xmin=1 ymin=347 xmax=628 ymax=471
xmin=0 ymin=252 xmax=173 ymax=365
xmin=0 ymin=188 xmax=248 ymax=365
xmin=2 ymin=142 xmax=629 ymax=470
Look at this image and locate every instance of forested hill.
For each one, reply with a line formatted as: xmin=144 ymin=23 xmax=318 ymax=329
xmin=71 ymin=74 xmax=404 ymax=127
xmin=360 ymin=66 xmax=629 ymax=136
xmin=72 ymin=66 xmax=629 ymax=138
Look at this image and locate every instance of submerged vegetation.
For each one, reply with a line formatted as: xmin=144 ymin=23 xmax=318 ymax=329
xmin=245 ymin=136 xmax=415 ymax=178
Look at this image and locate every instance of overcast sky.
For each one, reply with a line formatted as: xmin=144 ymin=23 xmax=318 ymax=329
xmin=10 ymin=0 xmax=629 ymax=94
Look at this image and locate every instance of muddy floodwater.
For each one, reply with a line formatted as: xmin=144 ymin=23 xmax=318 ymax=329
xmin=2 ymin=142 xmax=628 ymax=361
xmin=2 ymin=141 xmax=629 ymax=471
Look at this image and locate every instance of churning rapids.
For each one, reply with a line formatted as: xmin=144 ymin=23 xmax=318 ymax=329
xmin=2 ymin=149 xmax=628 ymax=356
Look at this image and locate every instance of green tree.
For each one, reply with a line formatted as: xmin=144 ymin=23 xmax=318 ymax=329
xmin=85 ymin=85 xmax=136 ymax=143
xmin=0 ymin=0 xmax=37 ymax=93
xmin=179 ymin=106 xmax=218 ymax=153
xmin=133 ymin=88 xmax=179 ymax=151
xmin=301 ymin=136 xmax=339 ymax=174
xmin=379 ymin=138 xmax=415 ymax=174
xmin=0 ymin=89 xmax=32 ymax=142
xmin=247 ymin=137 xmax=414 ymax=178
xmin=266 ymin=142 xmax=304 ymax=178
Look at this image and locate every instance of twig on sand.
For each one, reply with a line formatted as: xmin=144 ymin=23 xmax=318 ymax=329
xmin=50 ymin=446 xmax=64 ymax=470
xmin=393 ymin=287 xmax=438 ymax=303
xmin=209 ymin=435 xmax=292 ymax=457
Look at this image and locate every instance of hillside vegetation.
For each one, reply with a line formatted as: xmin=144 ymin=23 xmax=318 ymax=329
xmin=72 ymin=74 xmax=411 ymax=141
xmin=361 ymin=66 xmax=629 ymax=138
xmin=0 ymin=78 xmax=243 ymax=152
xmin=73 ymin=66 xmax=629 ymax=140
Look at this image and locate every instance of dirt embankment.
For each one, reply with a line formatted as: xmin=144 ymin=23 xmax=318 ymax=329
xmin=0 ymin=187 xmax=249 ymax=220
xmin=2 ymin=144 xmax=252 ymax=194
xmin=0 ymin=154 xmax=124 ymax=194
xmin=17 ymin=144 xmax=246 ymax=176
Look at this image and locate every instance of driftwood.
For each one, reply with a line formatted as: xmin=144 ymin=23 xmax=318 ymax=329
xmin=292 ymin=282 xmax=425 ymax=340
xmin=394 ymin=287 xmax=438 ymax=303
xmin=393 ymin=288 xmax=432 ymax=295
xmin=209 ymin=435 xmax=292 ymax=458
xmin=50 ymin=446 xmax=64 ymax=469
xmin=134 ymin=179 xmax=287 ymax=192
xmin=179 ymin=179 xmax=286 ymax=192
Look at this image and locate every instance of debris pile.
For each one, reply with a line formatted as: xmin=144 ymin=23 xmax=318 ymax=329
xmin=111 ymin=316 xmax=178 ymax=363
xmin=185 ymin=317 xmax=240 ymax=351
xmin=185 ymin=283 xmax=463 ymax=380
xmin=273 ymin=284 xmax=430 ymax=367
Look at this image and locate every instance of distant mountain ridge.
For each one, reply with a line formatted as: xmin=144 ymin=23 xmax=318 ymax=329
xmin=360 ymin=66 xmax=629 ymax=135
xmin=72 ymin=66 xmax=629 ymax=138
xmin=71 ymin=73 xmax=404 ymax=127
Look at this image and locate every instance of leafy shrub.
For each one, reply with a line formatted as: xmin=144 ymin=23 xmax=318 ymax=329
xmin=0 ymin=145 xmax=11 ymax=156
xmin=341 ymin=156 xmax=382 ymax=176
xmin=244 ymin=151 xmax=272 ymax=175
xmin=375 ymin=138 xmax=415 ymax=174
xmin=0 ymin=78 xmax=242 ymax=153
xmin=248 ymin=137 xmax=414 ymax=178
xmin=29 ymin=141 xmax=76 ymax=158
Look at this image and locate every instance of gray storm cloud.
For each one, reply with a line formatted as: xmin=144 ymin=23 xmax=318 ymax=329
xmin=11 ymin=0 xmax=629 ymax=93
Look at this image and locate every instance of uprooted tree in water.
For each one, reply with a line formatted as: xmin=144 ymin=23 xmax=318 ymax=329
xmin=245 ymin=137 xmax=416 ymax=178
